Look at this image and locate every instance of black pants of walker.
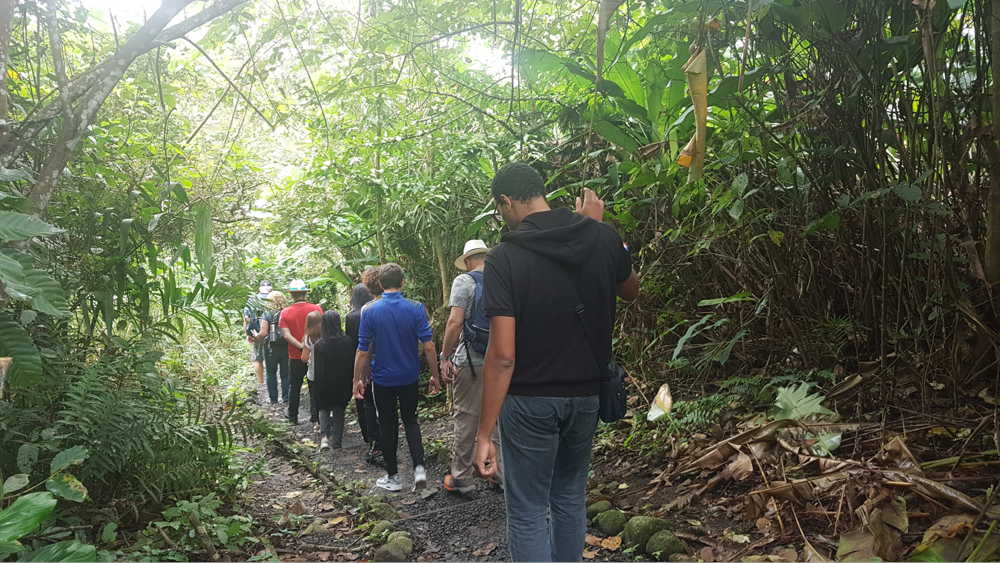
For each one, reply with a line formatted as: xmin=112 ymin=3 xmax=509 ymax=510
xmin=288 ymin=359 xmax=307 ymax=423
xmin=373 ymin=381 xmax=424 ymax=477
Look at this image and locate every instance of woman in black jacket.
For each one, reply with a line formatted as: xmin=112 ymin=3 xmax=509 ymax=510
xmin=313 ymin=310 xmax=356 ymax=451
xmin=347 ymin=278 xmax=382 ymax=464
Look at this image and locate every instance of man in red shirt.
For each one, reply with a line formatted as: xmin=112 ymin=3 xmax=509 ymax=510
xmin=279 ymin=279 xmax=322 ymax=425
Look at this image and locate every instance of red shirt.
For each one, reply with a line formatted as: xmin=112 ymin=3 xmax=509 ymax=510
xmin=278 ymin=301 xmax=322 ymax=359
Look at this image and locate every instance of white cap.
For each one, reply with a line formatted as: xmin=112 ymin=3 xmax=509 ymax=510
xmin=287 ymin=279 xmax=308 ymax=292
xmin=454 ymin=239 xmax=489 ymax=271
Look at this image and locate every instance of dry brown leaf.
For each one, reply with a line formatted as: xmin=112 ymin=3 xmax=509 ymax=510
xmin=472 ymin=542 xmax=497 ymax=557
xmin=836 ymin=528 xmax=877 ymax=561
xmin=327 ymin=516 xmax=347 ymax=527
xmin=601 ymin=536 xmax=623 ymax=551
xmin=699 ymin=546 xmax=716 ymax=562
xmin=585 ymin=534 xmax=603 ymax=547
xmin=772 ymin=547 xmax=799 ymax=562
xmin=316 ymin=552 xmax=331 ymax=561
xmin=284 ymin=490 xmax=303 ymax=499
xmin=756 ymin=517 xmax=773 ymax=533
xmin=801 ymin=538 xmax=829 ymax=562
xmin=723 ymin=452 xmax=754 ymax=481
xmin=921 ymin=514 xmax=976 ymax=544
xmin=582 ymin=548 xmax=599 ymax=559
xmin=665 ymin=490 xmax=697 ymax=511
xmin=878 ymin=436 xmax=923 ymax=474
xmin=288 ymin=500 xmax=307 ymax=515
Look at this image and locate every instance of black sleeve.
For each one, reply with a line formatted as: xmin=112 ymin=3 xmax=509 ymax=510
xmin=345 ymin=311 xmax=360 ymax=342
xmin=484 ymin=248 xmax=515 ymax=317
xmin=607 ymin=227 xmax=632 ymax=283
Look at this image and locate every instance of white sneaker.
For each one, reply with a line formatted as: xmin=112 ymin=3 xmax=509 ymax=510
xmin=320 ymin=437 xmax=329 ymax=450
xmin=413 ymin=465 xmax=427 ymax=490
xmin=376 ymin=474 xmax=402 ymax=492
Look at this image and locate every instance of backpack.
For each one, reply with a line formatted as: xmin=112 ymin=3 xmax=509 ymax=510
xmin=268 ymin=310 xmax=286 ymax=345
xmin=244 ymin=305 xmax=262 ymax=338
xmin=461 ymin=270 xmax=489 ymax=356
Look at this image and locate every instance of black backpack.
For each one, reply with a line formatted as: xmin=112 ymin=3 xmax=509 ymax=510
xmin=268 ymin=310 xmax=286 ymax=345
xmin=461 ymin=270 xmax=489 ymax=356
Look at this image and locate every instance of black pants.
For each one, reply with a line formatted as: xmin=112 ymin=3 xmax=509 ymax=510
xmin=288 ymin=359 xmax=307 ymax=423
xmin=373 ymin=381 xmax=424 ymax=477
xmin=357 ymin=383 xmax=381 ymax=445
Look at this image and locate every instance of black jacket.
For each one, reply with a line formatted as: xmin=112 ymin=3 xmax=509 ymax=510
xmin=311 ymin=335 xmax=355 ymax=409
xmin=484 ymin=208 xmax=631 ymax=396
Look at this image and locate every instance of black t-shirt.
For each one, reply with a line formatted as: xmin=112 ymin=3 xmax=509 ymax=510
xmin=484 ymin=208 xmax=631 ymax=396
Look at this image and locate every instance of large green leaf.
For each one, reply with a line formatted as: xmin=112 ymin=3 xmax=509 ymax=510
xmin=0 ymin=211 xmax=62 ymax=242
xmin=0 ymin=251 xmax=69 ymax=317
xmin=0 ymin=492 xmax=57 ymax=542
xmin=194 ymin=201 xmax=214 ymax=274
xmin=592 ymin=119 xmax=640 ymax=153
xmin=20 ymin=268 xmax=69 ymax=317
xmin=0 ymin=251 xmax=28 ymax=300
xmin=0 ymin=540 xmax=24 ymax=559
xmin=45 ymin=473 xmax=88 ymax=503
xmin=0 ymin=321 xmax=43 ymax=387
xmin=23 ymin=539 xmax=96 ymax=562
xmin=2 ymin=474 xmax=29 ymax=497
xmin=50 ymin=446 xmax=89 ymax=474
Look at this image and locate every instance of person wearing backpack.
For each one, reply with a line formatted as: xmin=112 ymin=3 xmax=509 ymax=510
xmin=438 ymin=239 xmax=502 ymax=494
xmin=243 ymin=281 xmax=271 ymax=388
xmin=259 ymin=291 xmax=290 ymax=404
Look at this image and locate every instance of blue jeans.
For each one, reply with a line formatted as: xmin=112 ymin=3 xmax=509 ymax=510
xmin=500 ymin=394 xmax=599 ymax=562
xmin=264 ymin=347 xmax=289 ymax=403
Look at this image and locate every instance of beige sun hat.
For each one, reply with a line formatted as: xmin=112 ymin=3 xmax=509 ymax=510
xmin=454 ymin=239 xmax=489 ymax=271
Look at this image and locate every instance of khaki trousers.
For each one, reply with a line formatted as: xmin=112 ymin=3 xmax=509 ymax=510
xmin=451 ymin=363 xmax=502 ymax=488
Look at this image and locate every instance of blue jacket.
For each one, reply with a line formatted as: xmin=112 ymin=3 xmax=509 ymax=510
xmin=357 ymin=291 xmax=433 ymax=387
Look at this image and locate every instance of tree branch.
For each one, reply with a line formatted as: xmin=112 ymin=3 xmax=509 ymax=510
xmin=182 ymin=37 xmax=274 ymax=128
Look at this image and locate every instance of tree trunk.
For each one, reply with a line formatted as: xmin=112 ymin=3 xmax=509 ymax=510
xmin=0 ymin=0 xmax=13 ymax=124
xmin=20 ymin=0 xmax=250 ymax=213
xmin=433 ymin=237 xmax=450 ymax=307
xmin=986 ymin=0 xmax=1000 ymax=283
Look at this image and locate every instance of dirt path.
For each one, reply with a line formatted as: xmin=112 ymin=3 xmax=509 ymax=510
xmin=240 ymin=388 xmax=516 ymax=561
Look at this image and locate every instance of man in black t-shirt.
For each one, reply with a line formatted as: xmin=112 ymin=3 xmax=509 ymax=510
xmin=473 ymin=163 xmax=639 ymax=562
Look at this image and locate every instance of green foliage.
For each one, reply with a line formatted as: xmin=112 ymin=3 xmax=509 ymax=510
xmin=0 ymin=212 xmax=62 ymax=242
xmin=0 ymin=490 xmax=97 ymax=561
xmin=0 ymin=321 xmax=42 ymax=387
xmin=51 ymin=347 xmax=251 ymax=505
xmin=0 ymin=492 xmax=56 ymax=544
xmin=772 ymin=383 xmax=835 ymax=421
xmin=127 ymin=494 xmax=256 ymax=562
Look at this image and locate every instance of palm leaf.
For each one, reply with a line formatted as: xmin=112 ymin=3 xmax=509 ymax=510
xmin=0 ymin=251 xmax=69 ymax=317
xmin=0 ymin=212 xmax=61 ymax=242
xmin=0 ymin=321 xmax=43 ymax=387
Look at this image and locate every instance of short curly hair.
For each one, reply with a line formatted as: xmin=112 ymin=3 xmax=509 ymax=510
xmin=379 ymin=263 xmax=405 ymax=290
xmin=363 ymin=265 xmax=384 ymax=297
xmin=491 ymin=162 xmax=546 ymax=202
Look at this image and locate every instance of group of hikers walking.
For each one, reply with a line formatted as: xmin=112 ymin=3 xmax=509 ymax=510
xmin=243 ymin=163 xmax=639 ymax=562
